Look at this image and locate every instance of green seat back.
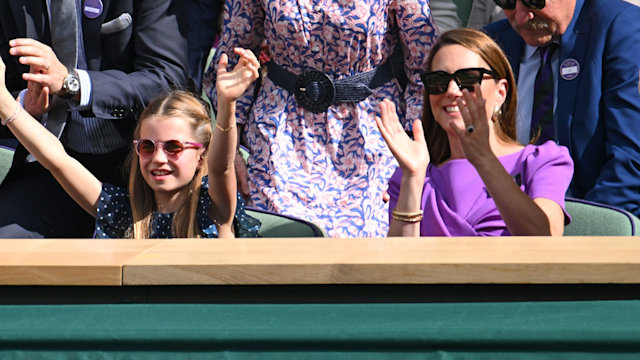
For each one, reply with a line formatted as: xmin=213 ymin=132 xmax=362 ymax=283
xmin=246 ymin=208 xmax=327 ymax=237
xmin=0 ymin=146 xmax=15 ymax=185
xmin=564 ymin=198 xmax=640 ymax=236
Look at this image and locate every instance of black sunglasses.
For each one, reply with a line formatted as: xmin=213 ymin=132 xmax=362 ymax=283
xmin=493 ymin=0 xmax=546 ymax=10
xmin=133 ymin=139 xmax=204 ymax=158
xmin=420 ymin=68 xmax=499 ymax=95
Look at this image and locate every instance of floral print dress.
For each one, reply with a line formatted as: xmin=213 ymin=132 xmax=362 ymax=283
xmin=204 ymin=0 xmax=437 ymax=237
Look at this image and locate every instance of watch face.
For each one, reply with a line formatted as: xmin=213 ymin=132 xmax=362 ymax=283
xmin=67 ymin=77 xmax=80 ymax=93
xmin=64 ymin=73 xmax=80 ymax=95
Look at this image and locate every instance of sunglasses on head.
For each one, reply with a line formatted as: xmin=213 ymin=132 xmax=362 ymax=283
xmin=493 ymin=0 xmax=546 ymax=10
xmin=420 ymin=68 xmax=499 ymax=95
xmin=133 ymin=139 xmax=204 ymax=158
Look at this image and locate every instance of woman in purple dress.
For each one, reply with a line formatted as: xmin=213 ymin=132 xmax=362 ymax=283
xmin=203 ymin=0 xmax=438 ymax=237
xmin=377 ymin=28 xmax=573 ymax=236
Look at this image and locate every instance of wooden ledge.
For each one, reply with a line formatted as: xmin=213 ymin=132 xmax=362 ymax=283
xmin=123 ymin=236 xmax=640 ymax=285
xmin=1 ymin=237 xmax=638 ymax=286
xmin=0 ymin=239 xmax=161 ymax=285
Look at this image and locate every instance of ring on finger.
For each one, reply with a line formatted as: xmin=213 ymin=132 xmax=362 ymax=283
xmin=466 ymin=125 xmax=475 ymax=134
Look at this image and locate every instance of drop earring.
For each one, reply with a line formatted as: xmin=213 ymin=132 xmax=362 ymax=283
xmin=492 ymin=105 xmax=502 ymax=122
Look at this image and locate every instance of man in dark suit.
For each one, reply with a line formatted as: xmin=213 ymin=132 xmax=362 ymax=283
xmin=485 ymin=0 xmax=640 ymax=217
xmin=0 ymin=0 xmax=188 ymax=237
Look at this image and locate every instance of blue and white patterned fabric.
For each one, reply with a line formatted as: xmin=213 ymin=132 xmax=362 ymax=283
xmin=204 ymin=0 xmax=438 ymax=237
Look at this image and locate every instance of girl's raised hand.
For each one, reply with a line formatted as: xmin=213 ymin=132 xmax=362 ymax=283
xmin=216 ymin=48 xmax=260 ymax=103
xmin=450 ymin=84 xmax=493 ymax=165
xmin=375 ymin=98 xmax=429 ymax=177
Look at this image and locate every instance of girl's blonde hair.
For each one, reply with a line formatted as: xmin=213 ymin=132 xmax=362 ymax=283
xmin=126 ymin=90 xmax=212 ymax=239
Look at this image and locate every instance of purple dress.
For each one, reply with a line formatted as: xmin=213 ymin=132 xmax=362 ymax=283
xmin=388 ymin=142 xmax=574 ymax=236
xmin=203 ymin=0 xmax=438 ymax=238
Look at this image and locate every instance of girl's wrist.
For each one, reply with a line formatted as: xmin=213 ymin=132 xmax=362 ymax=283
xmin=215 ymin=121 xmax=235 ymax=132
xmin=0 ymin=101 xmax=22 ymax=126
xmin=0 ymin=99 xmax=21 ymax=126
xmin=0 ymin=91 xmax=15 ymax=117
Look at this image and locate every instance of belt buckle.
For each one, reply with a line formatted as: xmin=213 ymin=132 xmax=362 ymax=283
xmin=294 ymin=70 xmax=335 ymax=114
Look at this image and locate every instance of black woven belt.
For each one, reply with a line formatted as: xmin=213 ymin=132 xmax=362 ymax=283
xmin=266 ymin=60 xmax=394 ymax=113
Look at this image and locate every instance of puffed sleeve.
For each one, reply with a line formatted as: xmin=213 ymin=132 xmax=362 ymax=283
xmin=94 ymin=183 xmax=134 ymax=238
xmin=199 ymin=176 xmax=261 ymax=238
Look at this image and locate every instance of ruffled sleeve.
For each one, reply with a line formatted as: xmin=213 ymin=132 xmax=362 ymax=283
xmin=94 ymin=183 xmax=133 ymax=238
xmin=198 ymin=176 xmax=261 ymax=238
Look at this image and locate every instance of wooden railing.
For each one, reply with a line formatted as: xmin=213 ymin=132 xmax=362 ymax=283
xmin=1 ymin=236 xmax=639 ymax=286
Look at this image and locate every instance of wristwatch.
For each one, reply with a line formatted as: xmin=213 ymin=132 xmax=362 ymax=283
xmin=59 ymin=69 xmax=80 ymax=99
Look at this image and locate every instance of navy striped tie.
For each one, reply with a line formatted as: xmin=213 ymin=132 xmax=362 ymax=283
xmin=530 ymin=44 xmax=558 ymax=144
xmin=27 ymin=0 xmax=79 ymax=162
xmin=47 ymin=0 xmax=78 ymax=139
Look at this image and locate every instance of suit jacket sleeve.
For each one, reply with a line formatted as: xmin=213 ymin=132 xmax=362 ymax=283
xmin=86 ymin=0 xmax=188 ymax=121
xmin=582 ymin=5 xmax=640 ymax=216
xmin=0 ymin=18 xmax=21 ymax=97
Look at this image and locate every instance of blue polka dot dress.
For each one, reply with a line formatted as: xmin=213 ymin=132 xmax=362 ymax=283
xmin=94 ymin=176 xmax=260 ymax=238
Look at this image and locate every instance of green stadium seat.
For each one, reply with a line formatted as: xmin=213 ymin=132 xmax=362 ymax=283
xmin=0 ymin=145 xmax=15 ymax=185
xmin=564 ymin=198 xmax=640 ymax=236
xmin=247 ymin=207 xmax=327 ymax=237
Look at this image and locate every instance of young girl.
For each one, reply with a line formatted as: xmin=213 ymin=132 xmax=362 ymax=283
xmin=0 ymin=48 xmax=261 ymax=238
xmin=376 ymin=29 xmax=573 ymax=236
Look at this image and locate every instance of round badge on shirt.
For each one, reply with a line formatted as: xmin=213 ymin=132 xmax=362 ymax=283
xmin=560 ymin=58 xmax=580 ymax=81
xmin=83 ymin=0 xmax=103 ymax=19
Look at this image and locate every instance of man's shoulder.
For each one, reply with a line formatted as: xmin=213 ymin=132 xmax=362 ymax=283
xmin=483 ymin=18 xmax=512 ymax=37
xmin=572 ymin=0 xmax=640 ymax=50
xmin=483 ymin=19 xmax=518 ymax=49
xmin=578 ymin=0 xmax=640 ymax=25
xmin=583 ymin=0 xmax=636 ymax=12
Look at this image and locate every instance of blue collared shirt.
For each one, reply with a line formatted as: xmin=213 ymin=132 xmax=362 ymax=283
xmin=516 ymin=43 xmax=560 ymax=145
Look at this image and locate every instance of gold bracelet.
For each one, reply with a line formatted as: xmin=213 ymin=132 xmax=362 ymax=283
xmin=392 ymin=209 xmax=423 ymax=217
xmin=1 ymin=102 xmax=22 ymax=126
xmin=391 ymin=208 xmax=423 ymax=223
xmin=215 ymin=122 xmax=235 ymax=132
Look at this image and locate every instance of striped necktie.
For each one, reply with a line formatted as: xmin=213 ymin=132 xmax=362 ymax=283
xmin=27 ymin=0 xmax=79 ymax=163
xmin=530 ymin=43 xmax=558 ymax=144
xmin=47 ymin=0 xmax=78 ymax=139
